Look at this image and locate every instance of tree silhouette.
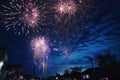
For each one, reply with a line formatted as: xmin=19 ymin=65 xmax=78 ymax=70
xmin=95 ymin=51 xmax=117 ymax=67
xmin=63 ymin=69 xmax=70 ymax=78
xmin=70 ymin=67 xmax=82 ymax=80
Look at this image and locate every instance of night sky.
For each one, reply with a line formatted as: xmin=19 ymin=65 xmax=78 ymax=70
xmin=0 ymin=0 xmax=120 ymax=77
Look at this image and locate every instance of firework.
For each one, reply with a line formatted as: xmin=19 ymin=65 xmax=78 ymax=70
xmin=53 ymin=0 xmax=77 ymax=19
xmin=0 ymin=0 xmax=47 ymax=35
xmin=31 ymin=36 xmax=50 ymax=74
xmin=51 ymin=0 xmax=94 ymax=41
xmin=52 ymin=0 xmax=93 ymax=23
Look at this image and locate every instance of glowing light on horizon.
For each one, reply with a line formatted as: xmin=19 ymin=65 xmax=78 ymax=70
xmin=0 ymin=61 xmax=4 ymax=71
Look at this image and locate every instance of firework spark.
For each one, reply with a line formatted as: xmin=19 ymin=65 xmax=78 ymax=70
xmin=0 ymin=0 xmax=47 ymax=35
xmin=31 ymin=36 xmax=50 ymax=74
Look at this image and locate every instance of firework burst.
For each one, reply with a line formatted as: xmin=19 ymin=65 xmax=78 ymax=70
xmin=31 ymin=36 xmax=50 ymax=74
xmin=51 ymin=0 xmax=94 ymax=40
xmin=53 ymin=0 xmax=77 ymax=22
xmin=52 ymin=0 xmax=94 ymax=23
xmin=0 ymin=0 xmax=48 ymax=35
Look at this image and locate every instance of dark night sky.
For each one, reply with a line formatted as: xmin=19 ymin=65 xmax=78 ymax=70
xmin=0 ymin=0 xmax=120 ymax=77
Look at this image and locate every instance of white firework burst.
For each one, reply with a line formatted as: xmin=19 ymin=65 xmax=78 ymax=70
xmin=0 ymin=0 xmax=48 ymax=35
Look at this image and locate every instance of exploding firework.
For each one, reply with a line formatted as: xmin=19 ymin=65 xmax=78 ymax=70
xmin=31 ymin=37 xmax=49 ymax=59
xmin=53 ymin=0 xmax=77 ymax=22
xmin=51 ymin=0 xmax=94 ymax=41
xmin=0 ymin=0 xmax=48 ymax=35
xmin=31 ymin=36 xmax=50 ymax=74
xmin=52 ymin=0 xmax=94 ymax=23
